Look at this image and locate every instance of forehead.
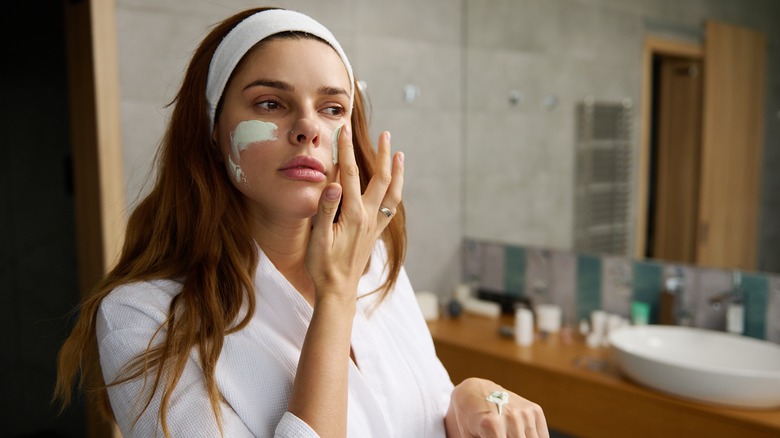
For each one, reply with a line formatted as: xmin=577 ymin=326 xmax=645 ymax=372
xmin=231 ymin=37 xmax=350 ymax=87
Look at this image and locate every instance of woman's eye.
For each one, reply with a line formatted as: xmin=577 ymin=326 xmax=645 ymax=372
xmin=255 ymin=100 xmax=282 ymax=111
xmin=322 ymin=106 xmax=346 ymax=117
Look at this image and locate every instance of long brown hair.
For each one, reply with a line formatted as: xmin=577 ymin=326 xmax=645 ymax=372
xmin=54 ymin=7 xmax=406 ymax=436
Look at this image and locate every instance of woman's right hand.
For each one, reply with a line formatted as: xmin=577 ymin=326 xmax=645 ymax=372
xmin=289 ymin=125 xmax=403 ymax=436
xmin=305 ymin=125 xmax=404 ymax=304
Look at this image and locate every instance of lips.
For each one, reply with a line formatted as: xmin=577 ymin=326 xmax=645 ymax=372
xmin=279 ymin=155 xmax=326 ymax=182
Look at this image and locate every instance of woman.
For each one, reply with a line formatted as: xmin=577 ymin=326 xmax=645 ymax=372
xmin=55 ymin=7 xmax=548 ymax=437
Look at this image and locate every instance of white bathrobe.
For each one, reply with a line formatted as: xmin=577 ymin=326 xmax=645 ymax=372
xmin=97 ymin=243 xmax=454 ymax=437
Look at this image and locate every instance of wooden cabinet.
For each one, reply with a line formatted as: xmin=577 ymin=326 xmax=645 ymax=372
xmin=428 ymin=315 xmax=780 ymax=438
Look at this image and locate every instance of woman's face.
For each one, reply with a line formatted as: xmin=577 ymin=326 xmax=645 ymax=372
xmin=213 ymin=37 xmax=352 ymax=222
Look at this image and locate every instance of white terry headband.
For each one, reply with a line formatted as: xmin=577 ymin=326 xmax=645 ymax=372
xmin=206 ymin=9 xmax=355 ymax=130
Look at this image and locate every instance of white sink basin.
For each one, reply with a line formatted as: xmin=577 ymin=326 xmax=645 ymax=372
xmin=609 ymin=325 xmax=780 ymax=409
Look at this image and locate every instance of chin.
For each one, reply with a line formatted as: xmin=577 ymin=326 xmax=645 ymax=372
xmin=289 ymin=197 xmax=322 ymax=219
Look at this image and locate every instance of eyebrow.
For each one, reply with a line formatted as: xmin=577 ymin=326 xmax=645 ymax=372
xmin=243 ymin=79 xmax=293 ymax=92
xmin=318 ymin=86 xmax=349 ymax=97
xmin=243 ymin=79 xmax=348 ymax=98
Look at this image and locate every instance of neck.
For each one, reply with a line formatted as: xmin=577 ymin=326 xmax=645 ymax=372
xmin=251 ymin=213 xmax=315 ymax=304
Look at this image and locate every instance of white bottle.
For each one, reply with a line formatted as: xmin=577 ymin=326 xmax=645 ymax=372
xmin=536 ymin=304 xmax=562 ymax=334
xmin=515 ymin=308 xmax=534 ymax=346
xmin=589 ymin=310 xmax=608 ymax=347
xmin=726 ymin=303 xmax=744 ymax=335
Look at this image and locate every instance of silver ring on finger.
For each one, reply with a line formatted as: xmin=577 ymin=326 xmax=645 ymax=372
xmin=379 ymin=206 xmax=394 ymax=218
xmin=486 ymin=391 xmax=509 ymax=415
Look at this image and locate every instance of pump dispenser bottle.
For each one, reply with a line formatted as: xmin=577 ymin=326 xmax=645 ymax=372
xmin=659 ymin=269 xmax=683 ymax=325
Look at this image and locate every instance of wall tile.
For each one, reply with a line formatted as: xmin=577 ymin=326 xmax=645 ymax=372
xmin=354 ymin=36 xmax=461 ymax=112
xmin=463 ymin=240 xmax=483 ymax=285
xmin=695 ymin=267 xmax=734 ymax=331
xmin=374 ymin=109 xmax=461 ymax=295
xmin=465 ymin=48 xmax=549 ymax=113
xmin=464 ymin=111 xmax=573 ymax=249
xmin=480 ymin=242 xmax=506 ymax=293
xmin=767 ymin=276 xmax=780 ymax=343
xmin=576 ymin=255 xmax=601 ymax=321
xmin=659 ymin=263 xmax=699 ymax=325
xmin=631 ymin=260 xmax=662 ymax=323
xmin=601 ymin=255 xmax=633 ymax=317
xmin=742 ymin=273 xmax=769 ymax=339
xmin=549 ymin=250 xmax=578 ymax=327
xmin=524 ymin=247 xmax=554 ymax=304
xmin=116 ymin=9 xmax=213 ymax=102
xmin=275 ymin=0 xmax=358 ymax=40
xmin=356 ymin=0 xmax=459 ymax=44
xmin=504 ymin=245 xmax=526 ymax=296
xmin=405 ymin=222 xmax=461 ymax=297
xmin=120 ymin=100 xmax=167 ymax=209
xmin=466 ymin=0 xmax=558 ymax=52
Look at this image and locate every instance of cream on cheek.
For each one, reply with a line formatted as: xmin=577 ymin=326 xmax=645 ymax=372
xmin=227 ymin=120 xmax=279 ymax=183
xmin=331 ymin=125 xmax=342 ymax=165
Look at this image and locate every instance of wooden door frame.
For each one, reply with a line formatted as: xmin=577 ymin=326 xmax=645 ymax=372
xmin=634 ymin=37 xmax=703 ymax=259
xmin=64 ymin=0 xmax=125 ymax=436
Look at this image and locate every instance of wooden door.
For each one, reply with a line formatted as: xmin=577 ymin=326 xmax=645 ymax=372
xmin=651 ymin=57 xmax=703 ymax=263
xmin=636 ymin=38 xmax=702 ymax=260
xmin=697 ymin=20 xmax=767 ymax=270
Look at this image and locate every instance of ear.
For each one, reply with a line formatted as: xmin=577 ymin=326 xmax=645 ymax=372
xmin=211 ymin=124 xmax=219 ymax=145
xmin=211 ymin=125 xmax=225 ymax=163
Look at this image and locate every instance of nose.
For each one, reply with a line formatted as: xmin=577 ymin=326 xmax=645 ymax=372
xmin=288 ymin=116 xmax=321 ymax=146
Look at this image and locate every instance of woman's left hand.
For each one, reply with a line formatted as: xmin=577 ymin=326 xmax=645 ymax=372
xmin=445 ymin=377 xmax=549 ymax=438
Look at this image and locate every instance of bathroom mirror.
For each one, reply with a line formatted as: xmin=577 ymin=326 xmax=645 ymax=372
xmin=462 ymin=0 xmax=780 ymax=274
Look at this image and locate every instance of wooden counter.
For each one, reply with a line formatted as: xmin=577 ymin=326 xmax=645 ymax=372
xmin=428 ymin=314 xmax=780 ymax=438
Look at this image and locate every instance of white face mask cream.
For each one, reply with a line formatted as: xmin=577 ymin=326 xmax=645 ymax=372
xmin=332 ymin=125 xmax=342 ymax=164
xmin=227 ymin=120 xmax=278 ymax=183
xmin=228 ymin=155 xmax=245 ymax=184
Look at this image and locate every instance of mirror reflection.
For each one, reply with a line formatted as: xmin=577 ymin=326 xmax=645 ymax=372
xmin=463 ymin=0 xmax=780 ymax=274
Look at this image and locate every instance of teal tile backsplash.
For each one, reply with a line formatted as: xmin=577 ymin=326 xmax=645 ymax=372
xmin=463 ymin=238 xmax=779 ymax=343
xmin=504 ymin=246 xmax=526 ymax=296
xmin=632 ymin=261 xmax=664 ymax=324
xmin=743 ymin=273 xmax=768 ymax=339
xmin=576 ymin=255 xmax=602 ymax=321
xmin=768 ymin=278 xmax=780 ymax=343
